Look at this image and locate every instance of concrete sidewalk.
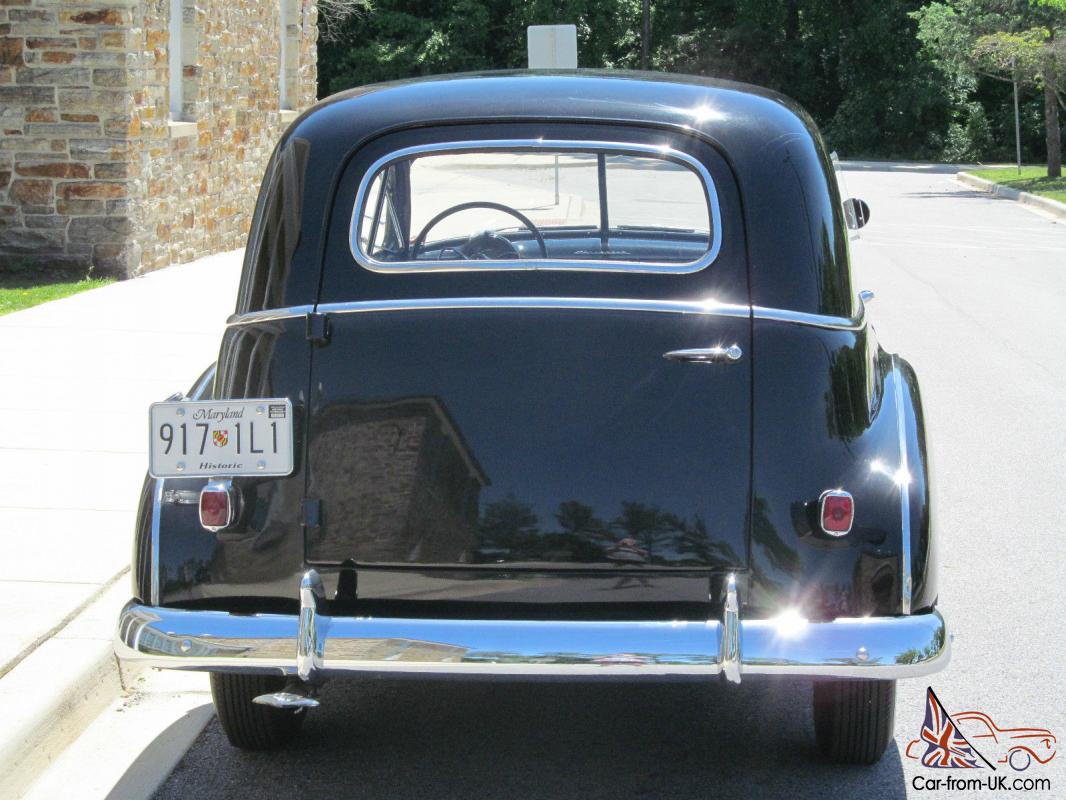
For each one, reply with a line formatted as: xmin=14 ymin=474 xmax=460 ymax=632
xmin=0 ymin=249 xmax=242 ymax=677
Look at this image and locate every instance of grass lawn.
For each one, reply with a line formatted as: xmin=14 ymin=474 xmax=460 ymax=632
xmin=0 ymin=273 xmax=114 ymax=316
xmin=967 ymin=166 xmax=1066 ymax=205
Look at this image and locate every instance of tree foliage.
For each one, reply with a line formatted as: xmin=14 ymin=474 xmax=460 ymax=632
xmin=913 ymin=0 xmax=1065 ymax=173
xmin=317 ymin=0 xmax=1064 ymax=163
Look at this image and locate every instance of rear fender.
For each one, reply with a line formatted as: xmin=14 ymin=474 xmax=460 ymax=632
xmin=747 ymin=321 xmax=934 ymax=619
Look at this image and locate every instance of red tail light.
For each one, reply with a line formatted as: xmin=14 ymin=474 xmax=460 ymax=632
xmin=819 ymin=490 xmax=853 ymax=536
xmin=200 ymin=480 xmax=236 ymax=531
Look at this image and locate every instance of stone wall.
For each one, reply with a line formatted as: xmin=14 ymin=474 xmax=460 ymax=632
xmin=0 ymin=0 xmax=317 ymax=276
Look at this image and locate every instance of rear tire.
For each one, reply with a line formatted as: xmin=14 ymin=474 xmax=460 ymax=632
xmin=210 ymin=673 xmax=306 ymax=750
xmin=813 ymin=679 xmax=896 ymax=765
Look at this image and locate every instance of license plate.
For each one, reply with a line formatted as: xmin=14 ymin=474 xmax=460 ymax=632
xmin=148 ymin=399 xmax=294 ymax=478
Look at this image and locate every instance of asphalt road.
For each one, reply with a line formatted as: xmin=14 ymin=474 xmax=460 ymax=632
xmin=151 ymin=165 xmax=1066 ymax=800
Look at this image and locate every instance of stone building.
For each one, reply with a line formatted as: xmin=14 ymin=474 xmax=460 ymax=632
xmin=0 ymin=0 xmax=317 ymax=276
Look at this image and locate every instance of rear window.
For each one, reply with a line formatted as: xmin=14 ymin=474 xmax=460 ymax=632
xmin=350 ymin=141 xmax=721 ymax=273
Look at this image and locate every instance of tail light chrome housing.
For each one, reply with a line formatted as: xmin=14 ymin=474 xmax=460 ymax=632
xmin=200 ymin=479 xmax=239 ymax=532
xmin=819 ymin=489 xmax=854 ymax=536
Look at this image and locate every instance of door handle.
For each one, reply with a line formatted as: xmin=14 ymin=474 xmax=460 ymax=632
xmin=663 ymin=345 xmax=743 ymax=364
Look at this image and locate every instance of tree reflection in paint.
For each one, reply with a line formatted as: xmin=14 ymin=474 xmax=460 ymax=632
xmin=474 ymin=496 xmax=741 ymax=568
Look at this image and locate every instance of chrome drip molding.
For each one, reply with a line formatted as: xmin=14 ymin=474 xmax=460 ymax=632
xmin=115 ymin=571 xmax=949 ymax=682
xmin=225 ymin=296 xmax=869 ymax=331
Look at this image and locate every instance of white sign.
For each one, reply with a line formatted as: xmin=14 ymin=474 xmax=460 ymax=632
xmin=527 ymin=25 xmax=578 ymax=69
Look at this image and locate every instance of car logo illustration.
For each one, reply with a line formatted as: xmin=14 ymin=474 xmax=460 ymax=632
xmin=905 ymin=687 xmax=1057 ymax=771
xmin=212 ymin=430 xmax=229 ymax=448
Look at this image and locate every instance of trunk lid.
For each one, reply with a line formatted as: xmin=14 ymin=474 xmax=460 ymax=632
xmin=304 ymin=305 xmax=751 ymax=577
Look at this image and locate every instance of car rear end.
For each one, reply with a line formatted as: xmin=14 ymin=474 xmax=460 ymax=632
xmin=116 ymin=73 xmax=948 ymax=762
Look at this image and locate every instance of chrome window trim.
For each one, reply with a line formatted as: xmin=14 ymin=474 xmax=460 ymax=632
xmin=892 ymin=356 xmax=913 ymax=614
xmin=348 ymin=139 xmax=724 ymax=275
xmin=226 ymin=297 xmax=869 ymax=330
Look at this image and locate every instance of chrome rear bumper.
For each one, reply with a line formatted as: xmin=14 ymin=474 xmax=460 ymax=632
xmin=115 ymin=572 xmax=949 ymax=682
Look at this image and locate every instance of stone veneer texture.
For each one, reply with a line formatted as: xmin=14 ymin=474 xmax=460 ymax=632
xmin=0 ymin=0 xmax=316 ymax=276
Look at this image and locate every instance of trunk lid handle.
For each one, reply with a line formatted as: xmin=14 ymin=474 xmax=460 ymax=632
xmin=663 ymin=345 xmax=743 ymax=364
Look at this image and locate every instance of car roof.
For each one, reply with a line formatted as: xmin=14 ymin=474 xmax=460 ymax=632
xmin=293 ymin=70 xmax=817 ymax=155
xmin=243 ymin=70 xmax=853 ymax=318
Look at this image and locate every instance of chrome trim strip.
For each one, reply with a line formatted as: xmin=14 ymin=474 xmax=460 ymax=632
xmin=226 ymin=298 xmax=869 ymax=331
xmin=892 ymin=356 xmax=913 ymax=614
xmin=313 ymin=296 xmax=749 ymax=318
xmin=720 ymin=573 xmax=741 ymax=684
xmin=297 ymin=569 xmax=325 ymax=682
xmin=751 ymin=303 xmax=865 ymax=331
xmin=225 ymin=305 xmax=314 ymax=327
xmin=149 ymin=479 xmax=163 ymax=606
xmin=115 ymin=603 xmax=949 ymax=680
xmin=188 ymin=364 xmax=217 ymax=402
xmin=349 ymin=139 xmax=723 ymax=275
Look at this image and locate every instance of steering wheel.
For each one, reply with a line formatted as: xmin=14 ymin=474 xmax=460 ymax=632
xmin=410 ymin=201 xmax=548 ymax=260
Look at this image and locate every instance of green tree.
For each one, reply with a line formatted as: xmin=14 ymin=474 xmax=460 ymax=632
xmin=315 ymin=1 xmax=989 ymax=160
xmin=913 ymin=0 xmax=1066 ymax=175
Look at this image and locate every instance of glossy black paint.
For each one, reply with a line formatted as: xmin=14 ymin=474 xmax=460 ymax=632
xmin=150 ymin=318 xmax=312 ymax=606
xmin=746 ymin=322 xmax=934 ymax=619
xmin=237 ymin=71 xmax=852 ymax=318
xmin=132 ymin=71 xmax=938 ymax=621
xmin=305 ymin=308 xmax=752 ymax=573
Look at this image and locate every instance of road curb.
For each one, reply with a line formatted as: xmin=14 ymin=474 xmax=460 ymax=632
xmin=957 ymin=171 xmax=1066 ymax=220
xmin=0 ymin=576 xmax=146 ymax=799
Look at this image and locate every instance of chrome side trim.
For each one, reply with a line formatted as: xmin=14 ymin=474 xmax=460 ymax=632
xmin=751 ymin=303 xmax=866 ymax=331
xmin=892 ymin=356 xmax=913 ymax=614
xmin=226 ymin=297 xmax=869 ymax=331
xmin=349 ymin=139 xmax=723 ymax=275
xmin=297 ymin=569 xmax=325 ymax=682
xmin=149 ymin=479 xmax=163 ymax=606
xmin=225 ymin=304 xmax=314 ymax=327
xmin=720 ymin=573 xmax=741 ymax=684
xmin=115 ymin=603 xmax=949 ymax=681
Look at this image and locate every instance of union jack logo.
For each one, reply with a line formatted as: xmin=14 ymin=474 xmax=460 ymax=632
xmin=212 ymin=430 xmax=229 ymax=448
xmin=920 ymin=687 xmax=994 ymax=769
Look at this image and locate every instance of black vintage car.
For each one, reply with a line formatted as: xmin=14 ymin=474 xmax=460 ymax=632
xmin=116 ymin=71 xmax=949 ymax=764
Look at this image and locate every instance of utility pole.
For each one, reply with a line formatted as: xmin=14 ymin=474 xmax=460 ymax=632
xmin=641 ymin=0 xmax=650 ymax=70
xmin=1012 ymin=57 xmax=1022 ymax=175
